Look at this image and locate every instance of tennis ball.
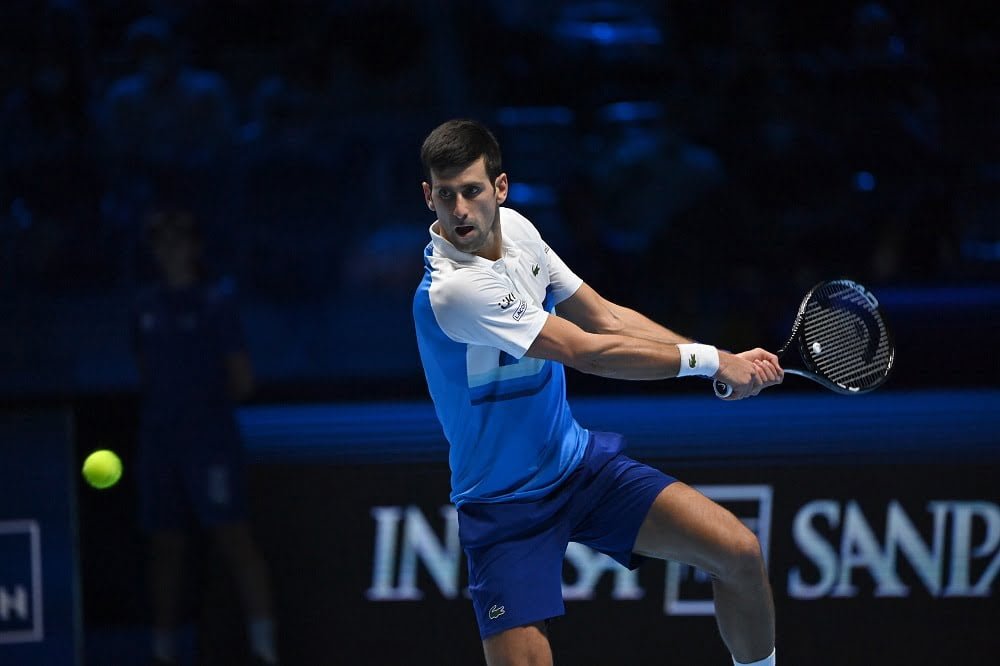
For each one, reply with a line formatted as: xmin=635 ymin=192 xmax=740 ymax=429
xmin=82 ymin=449 xmax=122 ymax=489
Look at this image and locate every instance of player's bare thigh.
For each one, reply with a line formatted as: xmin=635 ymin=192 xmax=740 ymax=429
xmin=633 ymin=481 xmax=760 ymax=574
xmin=483 ymin=622 xmax=552 ymax=666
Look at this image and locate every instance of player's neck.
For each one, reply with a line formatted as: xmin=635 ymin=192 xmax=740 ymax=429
xmin=475 ymin=212 xmax=504 ymax=261
xmin=476 ymin=230 xmax=503 ymax=262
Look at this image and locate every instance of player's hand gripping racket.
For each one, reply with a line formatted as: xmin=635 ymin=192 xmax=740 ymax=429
xmin=714 ymin=279 xmax=894 ymax=397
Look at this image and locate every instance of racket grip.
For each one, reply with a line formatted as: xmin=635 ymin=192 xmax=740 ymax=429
xmin=713 ymin=380 xmax=733 ymax=398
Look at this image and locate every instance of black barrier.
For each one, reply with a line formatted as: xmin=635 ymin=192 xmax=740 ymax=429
xmin=245 ymin=461 xmax=999 ymax=665
xmin=77 ymin=390 xmax=1000 ymax=665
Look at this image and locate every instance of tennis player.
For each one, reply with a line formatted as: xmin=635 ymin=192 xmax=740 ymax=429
xmin=413 ymin=119 xmax=781 ymax=666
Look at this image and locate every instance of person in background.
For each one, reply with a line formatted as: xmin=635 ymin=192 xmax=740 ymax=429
xmin=133 ymin=206 xmax=278 ymax=666
xmin=99 ymin=16 xmax=235 ymax=245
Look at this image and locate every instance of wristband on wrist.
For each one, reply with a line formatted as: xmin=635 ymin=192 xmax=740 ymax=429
xmin=676 ymin=343 xmax=720 ymax=378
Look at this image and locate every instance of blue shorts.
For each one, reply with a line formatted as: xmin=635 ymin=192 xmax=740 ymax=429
xmin=137 ymin=420 xmax=248 ymax=533
xmin=456 ymin=431 xmax=676 ymax=639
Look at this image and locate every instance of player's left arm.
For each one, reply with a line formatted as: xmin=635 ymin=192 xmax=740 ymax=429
xmin=552 ymin=281 xmax=782 ymax=397
xmin=557 ymin=282 xmax=693 ymax=345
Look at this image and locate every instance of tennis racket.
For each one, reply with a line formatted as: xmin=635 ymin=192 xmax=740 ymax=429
xmin=714 ymin=278 xmax=894 ymax=397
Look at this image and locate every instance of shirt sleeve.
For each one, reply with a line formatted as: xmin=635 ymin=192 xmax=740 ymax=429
xmin=504 ymin=207 xmax=583 ymax=305
xmin=542 ymin=244 xmax=583 ymax=305
xmin=429 ymin=269 xmax=548 ymax=359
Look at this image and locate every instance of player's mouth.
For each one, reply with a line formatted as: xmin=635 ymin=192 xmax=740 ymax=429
xmin=455 ymin=225 xmax=475 ymax=238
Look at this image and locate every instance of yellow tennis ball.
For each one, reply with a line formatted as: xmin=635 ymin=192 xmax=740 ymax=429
xmin=82 ymin=449 xmax=122 ymax=489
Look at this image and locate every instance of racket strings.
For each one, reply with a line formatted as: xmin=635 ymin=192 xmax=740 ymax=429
xmin=806 ymin=320 xmax=889 ymax=388
xmin=806 ymin=307 xmax=891 ymax=382
xmin=800 ymin=284 xmax=892 ymax=390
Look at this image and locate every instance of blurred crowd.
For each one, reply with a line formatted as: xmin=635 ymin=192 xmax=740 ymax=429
xmin=1 ymin=1 xmax=998 ymax=332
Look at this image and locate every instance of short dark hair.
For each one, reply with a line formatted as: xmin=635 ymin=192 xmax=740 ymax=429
xmin=420 ymin=119 xmax=502 ymax=182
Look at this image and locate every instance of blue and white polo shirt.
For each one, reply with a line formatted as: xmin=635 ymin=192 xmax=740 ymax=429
xmin=413 ymin=207 xmax=590 ymax=506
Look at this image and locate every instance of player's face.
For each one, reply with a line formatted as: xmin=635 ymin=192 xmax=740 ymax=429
xmin=423 ymin=157 xmax=508 ymax=260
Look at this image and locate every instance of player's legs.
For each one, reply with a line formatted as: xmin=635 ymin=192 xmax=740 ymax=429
xmin=633 ymin=482 xmax=774 ymax=663
xmin=482 ymin=622 xmax=552 ymax=666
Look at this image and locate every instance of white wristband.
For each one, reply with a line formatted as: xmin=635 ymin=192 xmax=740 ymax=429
xmin=676 ymin=343 xmax=720 ymax=378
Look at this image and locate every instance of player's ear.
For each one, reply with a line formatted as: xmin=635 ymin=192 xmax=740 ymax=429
xmin=494 ymin=173 xmax=508 ymax=204
xmin=422 ymin=181 xmax=434 ymax=210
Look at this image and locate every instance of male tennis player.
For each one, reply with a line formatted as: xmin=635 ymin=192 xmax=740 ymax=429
xmin=413 ymin=119 xmax=781 ymax=666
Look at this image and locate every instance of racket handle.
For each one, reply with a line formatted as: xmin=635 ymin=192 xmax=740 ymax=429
xmin=713 ymin=380 xmax=733 ymax=398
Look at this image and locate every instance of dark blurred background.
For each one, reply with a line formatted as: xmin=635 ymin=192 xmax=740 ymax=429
xmin=1 ymin=0 xmax=997 ymax=401
xmin=2 ymin=1 xmax=999 ymax=665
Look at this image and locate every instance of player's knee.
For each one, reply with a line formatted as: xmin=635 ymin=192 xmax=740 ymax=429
xmin=718 ymin=526 xmax=765 ymax=584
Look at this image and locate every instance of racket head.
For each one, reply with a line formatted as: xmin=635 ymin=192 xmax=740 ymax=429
xmin=783 ymin=278 xmax=894 ymax=394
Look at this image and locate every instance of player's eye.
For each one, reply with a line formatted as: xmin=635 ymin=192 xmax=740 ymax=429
xmin=437 ymin=189 xmax=453 ymax=200
xmin=463 ymin=186 xmax=482 ymax=198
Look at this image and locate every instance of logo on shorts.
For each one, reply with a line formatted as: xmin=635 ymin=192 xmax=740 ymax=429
xmin=488 ymin=604 xmax=505 ymax=620
xmin=499 ymin=292 xmax=517 ymax=310
xmin=532 ymin=264 xmax=540 ymax=276
xmin=688 ymin=353 xmax=697 ymax=368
